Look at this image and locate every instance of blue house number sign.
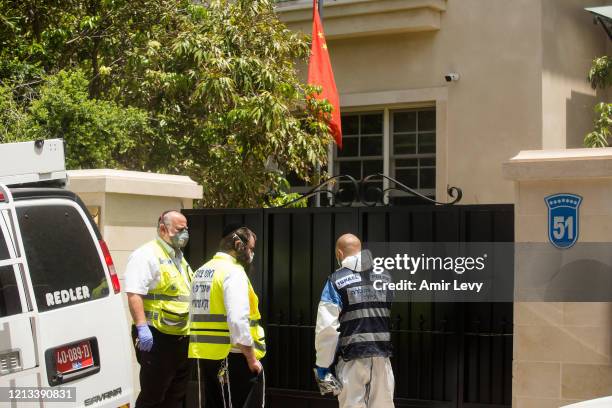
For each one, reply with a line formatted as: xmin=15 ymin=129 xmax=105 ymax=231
xmin=545 ymin=193 xmax=582 ymax=249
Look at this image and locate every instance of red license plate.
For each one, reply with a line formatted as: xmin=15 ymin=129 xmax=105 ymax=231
xmin=55 ymin=341 xmax=94 ymax=374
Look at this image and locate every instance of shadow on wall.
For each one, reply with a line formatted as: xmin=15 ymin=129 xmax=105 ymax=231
xmin=566 ymin=90 xmax=602 ymax=148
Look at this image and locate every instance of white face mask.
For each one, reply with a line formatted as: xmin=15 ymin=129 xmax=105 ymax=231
xmin=249 ymin=252 xmax=255 ymax=263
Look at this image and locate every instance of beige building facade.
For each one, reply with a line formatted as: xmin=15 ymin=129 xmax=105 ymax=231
xmin=277 ymin=1 xmax=612 ymax=407
xmin=277 ymin=0 xmax=609 ymax=204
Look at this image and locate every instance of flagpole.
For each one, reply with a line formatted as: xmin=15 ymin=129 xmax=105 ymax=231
xmin=315 ymin=0 xmax=323 ymax=207
xmin=310 ymin=0 xmax=342 ymax=208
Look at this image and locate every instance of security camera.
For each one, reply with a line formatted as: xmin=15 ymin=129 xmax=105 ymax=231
xmin=444 ymin=73 xmax=460 ymax=82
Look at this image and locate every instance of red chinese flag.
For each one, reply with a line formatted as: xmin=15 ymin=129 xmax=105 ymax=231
xmin=307 ymin=0 xmax=342 ymax=149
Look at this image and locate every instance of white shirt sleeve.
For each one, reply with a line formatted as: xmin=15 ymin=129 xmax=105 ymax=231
xmin=315 ymin=302 xmax=341 ymax=367
xmin=223 ymin=269 xmax=253 ymax=347
xmin=123 ymin=246 xmax=160 ymax=295
xmin=315 ymin=279 xmax=342 ymax=367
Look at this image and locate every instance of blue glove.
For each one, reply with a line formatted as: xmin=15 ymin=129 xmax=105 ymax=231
xmin=136 ymin=324 xmax=153 ymax=352
xmin=315 ymin=366 xmax=330 ymax=379
xmin=313 ymin=366 xmax=342 ymax=396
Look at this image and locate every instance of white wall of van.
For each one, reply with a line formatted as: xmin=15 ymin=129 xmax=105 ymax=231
xmin=67 ymin=169 xmax=203 ymax=395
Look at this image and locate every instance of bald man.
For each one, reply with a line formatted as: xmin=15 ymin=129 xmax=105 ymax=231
xmin=125 ymin=210 xmax=194 ymax=408
xmin=314 ymin=234 xmax=395 ymax=408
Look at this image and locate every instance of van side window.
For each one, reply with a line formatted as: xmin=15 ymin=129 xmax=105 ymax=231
xmin=0 ymin=265 xmax=22 ymax=317
xmin=0 ymin=226 xmax=8 ymax=260
xmin=17 ymin=205 xmax=108 ymax=312
xmin=0 ymin=219 xmax=21 ymax=317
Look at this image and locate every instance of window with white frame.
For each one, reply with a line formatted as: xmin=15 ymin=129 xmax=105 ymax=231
xmin=332 ymin=107 xmax=436 ymax=200
xmin=335 ymin=112 xmax=383 ymax=188
xmin=390 ymin=108 xmax=436 ymax=197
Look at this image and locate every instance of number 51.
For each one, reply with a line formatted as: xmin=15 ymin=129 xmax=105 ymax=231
xmin=553 ymin=216 xmax=574 ymax=240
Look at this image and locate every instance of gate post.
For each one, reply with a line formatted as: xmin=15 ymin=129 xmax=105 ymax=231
xmin=67 ymin=169 xmax=203 ymax=275
xmin=504 ymin=149 xmax=612 ymax=407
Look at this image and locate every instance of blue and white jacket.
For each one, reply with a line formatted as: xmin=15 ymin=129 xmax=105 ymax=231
xmin=315 ymin=251 xmax=393 ymax=367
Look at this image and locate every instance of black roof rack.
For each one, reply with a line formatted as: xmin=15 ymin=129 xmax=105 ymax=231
xmin=9 ymin=187 xmax=79 ymax=202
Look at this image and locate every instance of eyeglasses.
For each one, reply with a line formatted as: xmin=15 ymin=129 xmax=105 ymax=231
xmin=234 ymin=233 xmax=255 ymax=251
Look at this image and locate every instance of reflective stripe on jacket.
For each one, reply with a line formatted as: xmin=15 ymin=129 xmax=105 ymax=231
xmin=315 ymin=251 xmax=392 ymax=364
xmin=188 ymin=252 xmax=266 ymax=360
xmin=142 ymin=239 xmax=193 ymax=335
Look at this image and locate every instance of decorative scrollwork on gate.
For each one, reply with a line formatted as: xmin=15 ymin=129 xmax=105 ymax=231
xmin=277 ymin=173 xmax=462 ymax=208
xmin=278 ymin=174 xmax=360 ymax=208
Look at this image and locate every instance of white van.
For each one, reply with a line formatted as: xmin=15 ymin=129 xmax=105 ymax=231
xmin=0 ymin=139 xmax=134 ymax=407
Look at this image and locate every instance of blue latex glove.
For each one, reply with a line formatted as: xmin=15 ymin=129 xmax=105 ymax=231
xmin=313 ymin=366 xmax=342 ymax=396
xmin=315 ymin=366 xmax=330 ymax=379
xmin=136 ymin=324 xmax=153 ymax=352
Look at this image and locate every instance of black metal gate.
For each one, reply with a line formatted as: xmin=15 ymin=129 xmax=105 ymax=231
xmin=183 ymin=204 xmax=513 ymax=408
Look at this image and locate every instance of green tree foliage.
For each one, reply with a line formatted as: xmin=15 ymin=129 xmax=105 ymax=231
xmin=0 ymin=86 xmax=27 ymax=140
xmin=588 ymin=56 xmax=612 ymax=89
xmin=0 ymin=0 xmax=332 ymax=207
xmin=0 ymin=70 xmax=153 ymax=169
xmin=27 ymin=70 xmax=152 ymax=169
xmin=584 ymin=56 xmax=612 ymax=147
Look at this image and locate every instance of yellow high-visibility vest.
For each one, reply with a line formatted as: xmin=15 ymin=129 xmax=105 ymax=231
xmin=188 ymin=252 xmax=266 ymax=360
xmin=142 ymin=239 xmax=193 ymax=335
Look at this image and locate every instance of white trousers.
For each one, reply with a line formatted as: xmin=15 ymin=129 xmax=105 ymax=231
xmin=335 ymin=356 xmax=395 ymax=408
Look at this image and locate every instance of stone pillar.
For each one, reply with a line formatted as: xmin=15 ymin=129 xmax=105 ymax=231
xmin=67 ymin=169 xmax=202 ymax=277
xmin=503 ymin=149 xmax=612 ymax=407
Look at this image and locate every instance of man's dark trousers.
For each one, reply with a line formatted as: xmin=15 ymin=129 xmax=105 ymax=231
xmin=132 ymin=325 xmax=190 ymax=408
xmin=198 ymin=353 xmax=264 ymax=408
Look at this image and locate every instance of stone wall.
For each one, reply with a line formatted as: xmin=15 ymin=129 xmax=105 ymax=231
xmin=504 ymin=149 xmax=612 ymax=407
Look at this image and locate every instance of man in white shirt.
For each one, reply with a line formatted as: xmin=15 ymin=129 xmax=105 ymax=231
xmin=124 ymin=210 xmax=193 ymax=408
xmin=188 ymin=225 xmax=266 ymax=408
